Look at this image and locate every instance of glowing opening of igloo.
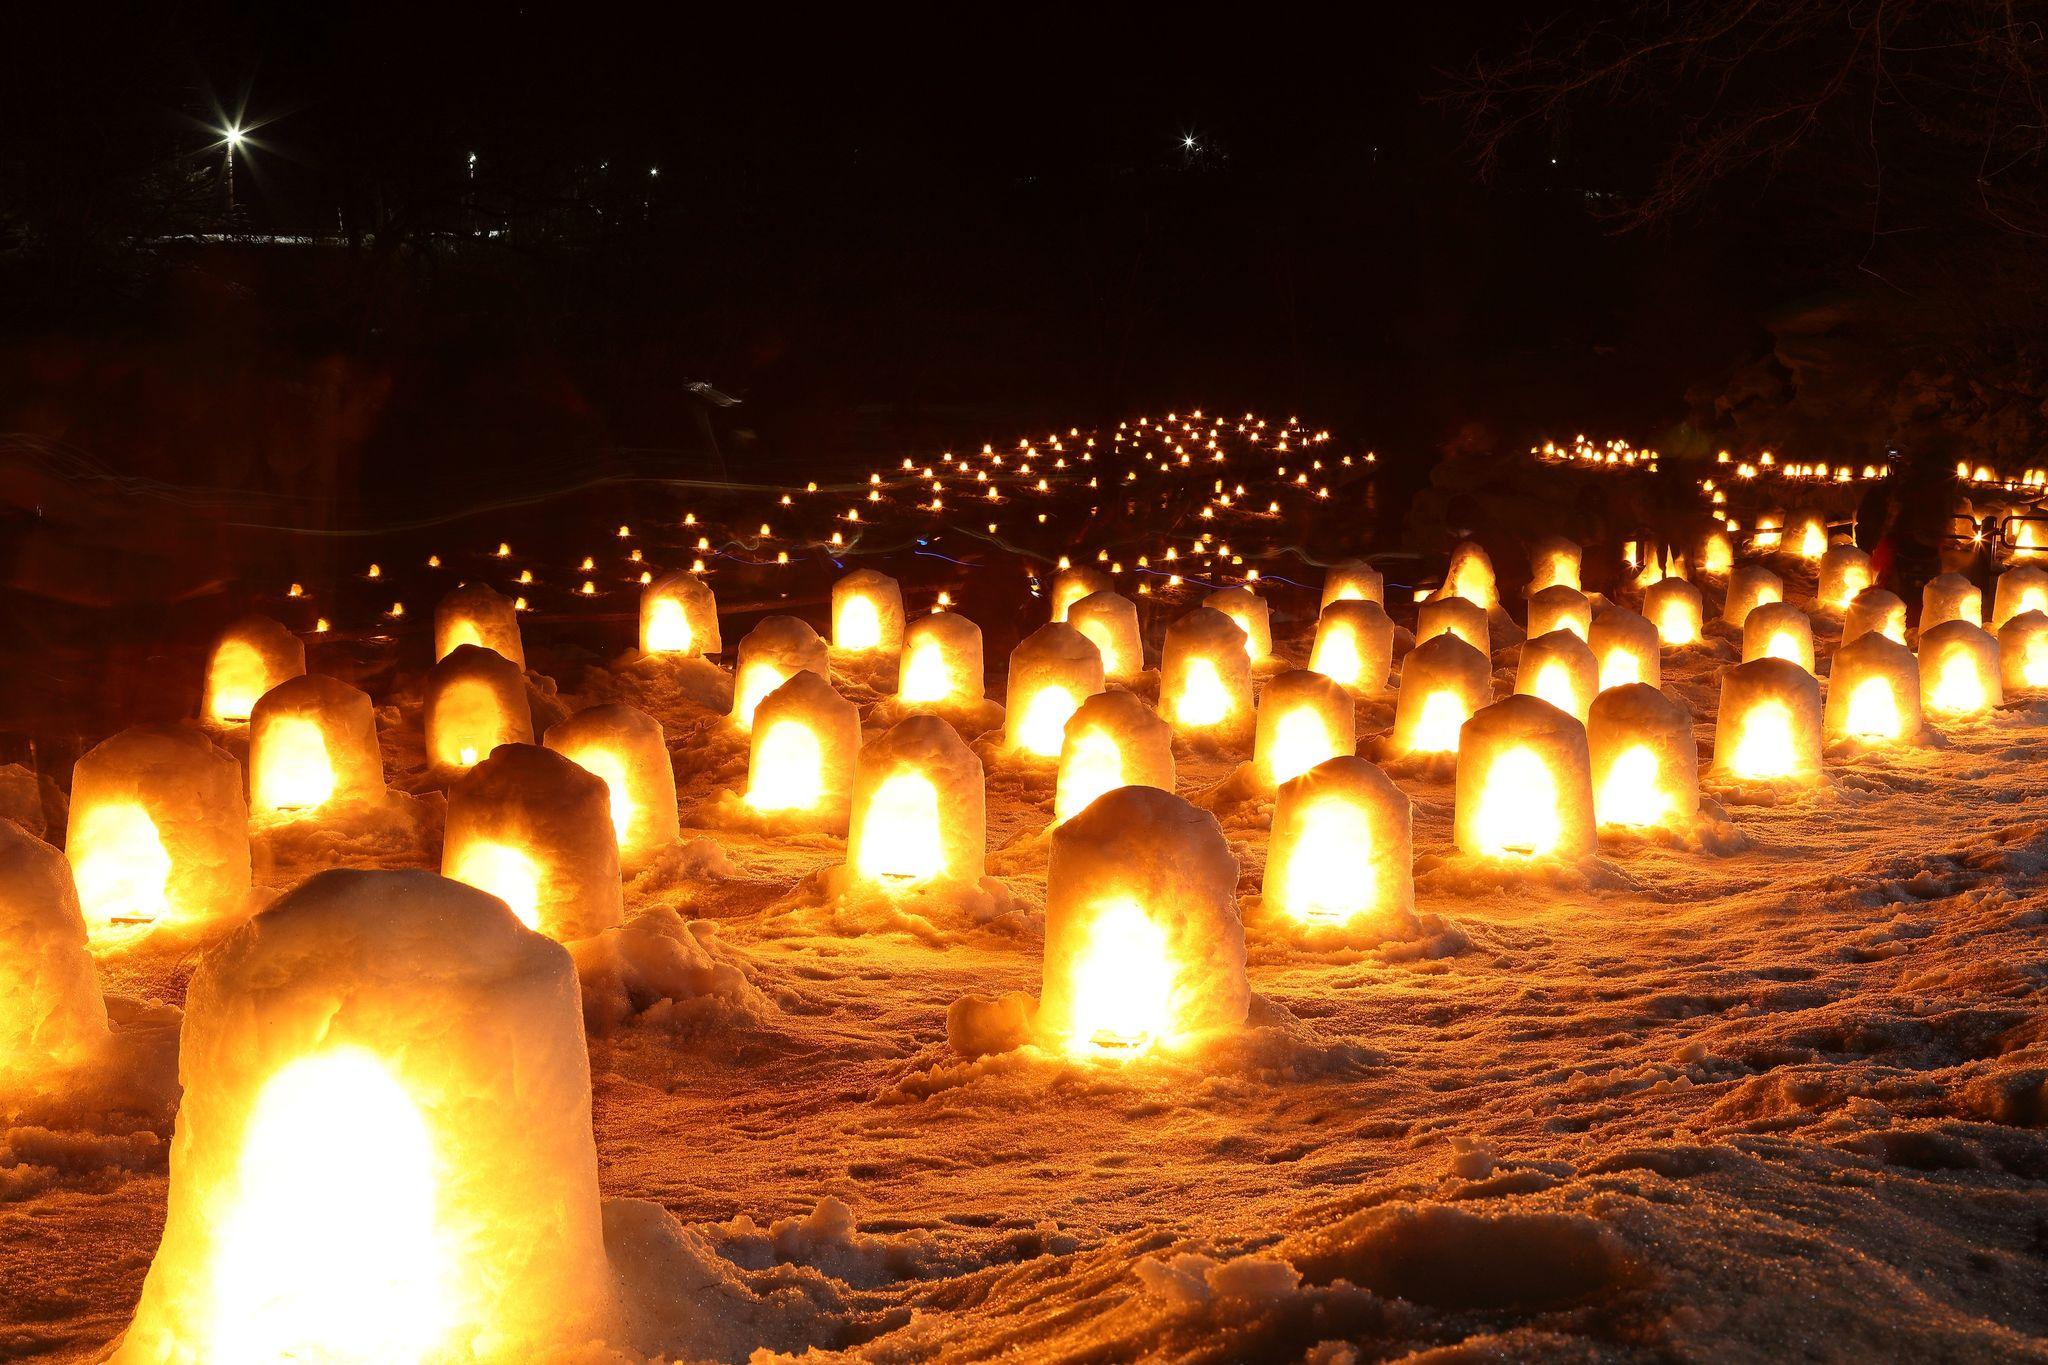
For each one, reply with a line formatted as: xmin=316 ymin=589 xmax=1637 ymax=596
xmin=1038 ymin=786 xmax=1245 ymax=1057
xmin=1919 ymin=620 xmax=2002 ymax=718
xmin=1252 ymin=669 xmax=1355 ymax=788
xmin=1514 ymin=627 xmax=1599 ymax=722
xmin=847 ymin=716 xmax=984 ymax=889
xmin=1309 ymin=599 xmax=1394 ymax=695
xmin=1443 ymin=540 xmax=1498 ymax=610
xmin=543 ymin=704 xmax=679 ymax=870
xmin=1047 ymin=565 xmax=1112 ymax=623
xmin=249 ymin=675 xmax=385 ymax=818
xmin=1319 ymin=559 xmax=1384 ymax=610
xmin=66 ymin=724 xmax=250 ymax=942
xmin=434 ymin=582 xmax=526 ymax=671
xmin=1741 ymin=602 xmax=1815 ymax=673
xmin=1587 ymin=684 xmax=1698 ymax=830
xmin=1644 ymin=578 xmax=1704 ymax=647
xmin=425 ymin=644 xmax=535 ymax=779
xmin=832 ymin=569 xmax=906 ymax=654
xmin=442 ymin=745 xmax=623 ymax=941
xmin=1202 ymin=586 xmax=1273 ymax=660
xmin=896 ymin=611 xmax=986 ymax=711
xmin=1005 ymin=623 xmax=1106 ymax=759
xmin=1389 ymin=632 xmax=1493 ymax=758
xmin=1824 ymin=632 xmax=1922 ymax=744
xmin=1993 ymin=566 xmax=2048 ymax=629
xmin=1054 ymin=690 xmax=1175 ymax=827
xmin=1816 ymin=544 xmax=1873 ymax=613
xmin=1160 ymin=608 xmax=1254 ymax=742
xmin=730 ymin=617 xmax=830 ymax=732
xmin=1066 ymin=589 xmax=1145 ymax=681
xmin=639 ymin=571 xmax=721 ymax=658
xmin=1262 ymin=756 xmax=1412 ymax=928
xmin=1528 ymin=536 xmax=1582 ymax=594
xmin=745 ymin=671 xmax=860 ymax=831
xmin=1453 ymin=696 xmax=1597 ymax=861
xmin=201 ymin=616 xmax=306 ymax=727
xmin=109 ymin=870 xmax=618 ymax=1364
xmin=1589 ymin=606 xmax=1661 ymax=691
xmin=1722 ymin=565 xmax=1784 ymax=627
xmin=1714 ymin=657 xmax=1823 ymax=784
xmin=1528 ymin=585 xmax=1592 ymax=641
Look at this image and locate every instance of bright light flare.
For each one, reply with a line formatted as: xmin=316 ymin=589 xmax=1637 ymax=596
xmin=254 ymin=718 xmax=335 ymax=814
xmin=1472 ymin=746 xmax=1561 ymax=857
xmin=71 ymin=803 xmax=172 ymax=930
xmin=445 ymin=842 xmax=542 ymax=929
xmin=1064 ymin=899 xmax=1175 ymax=1056
xmin=853 ymin=771 xmax=945 ymax=882
xmin=1730 ymin=700 xmax=1798 ymax=778
xmin=747 ymin=721 xmax=825 ymax=812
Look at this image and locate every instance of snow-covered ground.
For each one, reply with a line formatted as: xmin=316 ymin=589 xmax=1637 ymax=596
xmin=7 ymin=555 xmax=2048 ymax=1363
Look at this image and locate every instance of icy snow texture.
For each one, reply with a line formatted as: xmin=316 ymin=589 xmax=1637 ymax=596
xmin=1065 ymin=589 xmax=1144 ymax=681
xmin=545 ymin=702 xmax=681 ymax=871
xmin=434 ymin=580 xmax=526 ymax=670
xmin=1202 ymin=586 xmax=1274 ymax=660
xmin=0 ymin=823 xmax=106 ymax=1080
xmin=1319 ymin=558 xmax=1384 ymax=610
xmin=443 ymin=743 xmax=623 ymax=941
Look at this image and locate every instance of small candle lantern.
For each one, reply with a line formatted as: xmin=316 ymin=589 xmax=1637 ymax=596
xmin=1922 ymin=573 xmax=1983 ymax=631
xmin=1741 ymin=602 xmax=1815 ymax=673
xmin=111 ymin=870 xmax=617 ymax=1363
xmin=1723 ymin=564 xmax=1784 ymax=627
xmin=1067 ymin=589 xmax=1145 ymax=681
xmin=1816 ymin=545 xmax=1874 ymax=612
xmin=1919 ymin=620 xmax=2002 ymax=718
xmin=202 ymin=616 xmax=306 ymax=727
xmin=1262 ymin=756 xmax=1412 ymax=929
xmin=66 ymin=725 xmax=249 ymax=941
xmin=443 ymin=744 xmax=622 ymax=941
xmin=896 ymin=612 xmax=986 ymax=711
xmin=249 ymin=676 xmax=384 ymax=818
xmin=1417 ymin=595 xmax=1489 ymax=654
xmin=1310 ymin=599 xmax=1395 ymax=695
xmin=1792 ymin=513 xmax=1829 ymax=561
xmin=425 ymin=644 xmax=534 ymax=778
xmin=1644 ymin=578 xmax=1704 ymax=646
xmin=0 ymin=822 xmax=107 ymax=1080
xmin=1528 ymin=585 xmax=1592 ymax=640
xmin=1999 ymin=610 xmax=2048 ymax=692
xmin=435 ymin=582 xmax=525 ymax=670
xmin=1048 ymin=565 xmax=1113 ymax=623
xmin=1054 ymin=691 xmax=1175 ymax=826
xmin=744 ymin=672 xmax=860 ymax=831
xmin=832 ymin=569 xmax=905 ymax=654
xmin=1161 ymin=608 xmax=1254 ymax=742
xmin=1713 ymin=658 xmax=1823 ymax=784
xmin=1823 ymin=632 xmax=1922 ymax=744
xmin=1202 ymin=586 xmax=1273 ymax=660
xmin=1587 ymin=684 xmax=1699 ymax=830
xmin=1589 ymin=607 xmax=1661 ymax=691
xmin=1514 ymin=628 xmax=1598 ymax=722
xmin=730 ymin=617 xmax=830 ymax=732
xmin=543 ymin=704 xmax=678 ymax=870
xmin=1038 ymin=786 xmax=1245 ymax=1057
xmin=1006 ymin=623 xmax=1106 ymax=759
xmin=639 ymin=571 xmax=720 ymax=657
xmin=1993 ymin=567 xmax=2048 ymax=629
xmin=1843 ymin=588 xmax=1906 ymax=644
xmin=1389 ymin=633 xmax=1494 ymax=758
xmin=1527 ymin=536 xmax=1583 ymax=594
xmin=1320 ymin=560 xmax=1384 ymax=610
xmin=1444 ymin=540 xmax=1498 ymax=610
xmin=1700 ymin=529 xmax=1734 ymax=575
xmin=847 ymin=716 xmax=985 ymax=888
xmin=1252 ymin=670 xmax=1356 ymax=788
xmin=1453 ymin=696 xmax=1597 ymax=860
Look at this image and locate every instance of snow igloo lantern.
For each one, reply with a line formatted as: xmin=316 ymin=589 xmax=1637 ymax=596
xmin=1202 ymin=586 xmax=1273 ymax=660
xmin=1993 ymin=567 xmax=2048 ymax=629
xmin=1590 ymin=606 xmax=1661 ymax=691
xmin=1252 ymin=669 xmax=1355 ymax=788
xmin=1922 ymin=573 xmax=1983 ymax=631
xmin=1514 ymin=628 xmax=1598 ymax=722
xmin=1389 ymin=632 xmax=1493 ymax=758
xmin=1453 ymin=696 xmax=1596 ymax=861
xmin=1998 ymin=610 xmax=2048 ymax=692
xmin=201 ymin=616 xmax=305 ymax=727
xmin=831 ymin=569 xmax=905 ymax=654
xmin=1792 ymin=513 xmax=1829 ymax=560
xmin=543 ymin=704 xmax=678 ymax=870
xmin=249 ymin=676 xmax=384 ymax=818
xmin=434 ymin=582 xmax=525 ymax=670
xmin=66 ymin=724 xmax=249 ymax=941
xmin=1443 ymin=540 xmax=1498 ymax=610
xmin=1816 ymin=544 xmax=1873 ymax=612
xmin=730 ymin=616 xmax=829 ymax=732
xmin=1006 ymin=622 xmax=1106 ymax=759
xmin=1416 ymin=595 xmax=1489 ymax=654
xmin=847 ymin=716 xmax=984 ymax=889
xmin=1038 ymin=786 xmax=1246 ymax=1057
xmin=1741 ymin=602 xmax=1815 ymax=673
xmin=0 ymin=822 xmax=107 ymax=1081
xmin=1310 ymin=599 xmax=1395 ymax=695
xmin=1066 ymin=589 xmax=1144 ymax=681
xmin=1843 ymin=588 xmax=1906 ymax=645
xmin=745 ymin=671 xmax=860 ymax=830
xmin=896 ymin=611 xmax=985 ymax=711
xmin=425 ymin=644 xmax=534 ymax=779
xmin=1587 ymin=684 xmax=1698 ymax=830
xmin=442 ymin=745 xmax=622 ymax=941
xmin=639 ymin=571 xmax=720 ymax=657
xmin=1161 ymin=608 xmax=1254 ymax=742
xmin=1644 ymin=578 xmax=1704 ymax=646
xmin=1823 ymin=632 xmax=1921 ymax=744
xmin=1919 ymin=620 xmax=2002 ymax=718
xmin=1528 ymin=585 xmax=1592 ymax=641
xmin=1319 ymin=559 xmax=1384 ymax=610
xmin=1262 ymin=756 xmax=1413 ymax=929
xmin=1528 ymin=536 xmax=1582 ymax=594
xmin=1700 ymin=529 xmax=1735 ymax=575
xmin=110 ymin=870 xmax=617 ymax=1364
xmin=1722 ymin=564 xmax=1784 ymax=627
xmin=1714 ymin=657 xmax=1823 ymax=784
xmin=1048 ymin=565 xmax=1112 ymax=623
xmin=1054 ymin=690 xmax=1175 ymax=826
